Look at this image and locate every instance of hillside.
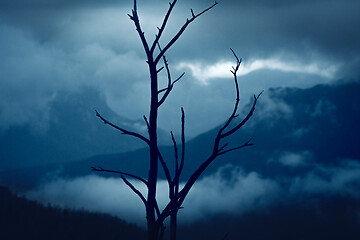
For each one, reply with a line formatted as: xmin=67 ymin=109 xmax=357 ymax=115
xmin=0 ymin=186 xmax=146 ymax=240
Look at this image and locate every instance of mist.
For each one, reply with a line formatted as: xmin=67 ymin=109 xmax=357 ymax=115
xmin=25 ymin=160 xmax=360 ymax=227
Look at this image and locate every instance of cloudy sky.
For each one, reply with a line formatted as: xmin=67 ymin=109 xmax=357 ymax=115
xmin=1 ymin=1 xmax=360 ymax=235
xmin=1 ymin=0 xmax=359 ymax=136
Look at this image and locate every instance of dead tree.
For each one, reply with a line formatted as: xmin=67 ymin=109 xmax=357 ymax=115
xmin=91 ymin=1 xmax=262 ymax=240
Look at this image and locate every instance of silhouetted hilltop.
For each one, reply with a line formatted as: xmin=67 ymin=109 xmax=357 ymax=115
xmin=0 ymin=186 xmax=146 ymax=240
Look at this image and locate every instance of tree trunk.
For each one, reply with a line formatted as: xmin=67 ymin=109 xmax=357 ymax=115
xmin=170 ymin=211 xmax=178 ymax=240
xmin=147 ymin=60 xmax=160 ymax=240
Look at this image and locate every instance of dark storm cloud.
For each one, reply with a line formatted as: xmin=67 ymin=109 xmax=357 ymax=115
xmin=168 ymin=0 xmax=360 ymax=77
xmin=0 ymin=0 xmax=122 ymax=8
xmin=0 ymin=0 xmax=359 ymax=134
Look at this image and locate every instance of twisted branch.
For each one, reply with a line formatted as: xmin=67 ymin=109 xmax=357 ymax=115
xmin=175 ymin=50 xmax=262 ymax=206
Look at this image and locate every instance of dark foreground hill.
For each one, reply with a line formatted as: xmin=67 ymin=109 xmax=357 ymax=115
xmin=0 ymin=186 xmax=146 ymax=240
xmin=177 ymin=195 xmax=360 ymax=240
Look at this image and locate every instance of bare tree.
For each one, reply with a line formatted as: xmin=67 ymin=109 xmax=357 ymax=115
xmin=92 ymin=1 xmax=262 ymax=240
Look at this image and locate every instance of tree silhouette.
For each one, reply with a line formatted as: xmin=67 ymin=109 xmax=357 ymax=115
xmin=91 ymin=1 xmax=262 ymax=240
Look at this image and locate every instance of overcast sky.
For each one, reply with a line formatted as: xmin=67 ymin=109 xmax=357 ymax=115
xmin=1 ymin=0 xmax=359 ymax=136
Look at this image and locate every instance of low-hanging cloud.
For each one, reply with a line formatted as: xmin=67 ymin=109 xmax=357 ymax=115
xmin=177 ymin=58 xmax=339 ymax=85
xmin=290 ymin=160 xmax=360 ymax=198
xmin=276 ymin=151 xmax=313 ymax=167
xmin=25 ymin=165 xmax=280 ymax=226
xmin=25 ymin=160 xmax=360 ymax=227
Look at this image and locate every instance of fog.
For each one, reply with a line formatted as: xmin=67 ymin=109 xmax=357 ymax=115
xmin=26 ymin=160 xmax=360 ymax=227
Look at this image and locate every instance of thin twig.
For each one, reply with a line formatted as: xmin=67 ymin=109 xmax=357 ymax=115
xmin=173 ymin=107 xmax=185 ymax=195
xmin=157 ymin=43 xmax=185 ymax=107
xmin=158 ymin=149 xmax=174 ymax=199
xmin=217 ymin=138 xmax=254 ymax=156
xmin=171 ymin=131 xmax=179 ymax=177
xmin=221 ymin=91 xmax=263 ymax=138
xmin=143 ymin=115 xmax=150 ymax=135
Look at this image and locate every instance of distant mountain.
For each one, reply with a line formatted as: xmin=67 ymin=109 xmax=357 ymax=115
xmin=0 ymin=186 xmax=146 ymax=240
xmin=1 ymin=80 xmax=359 ymax=188
xmin=0 ymin=87 xmax=168 ymax=170
xmin=68 ymin=80 xmax=360 ymax=180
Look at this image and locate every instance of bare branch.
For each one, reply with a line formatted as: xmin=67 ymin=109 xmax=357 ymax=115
xmin=128 ymin=0 xmax=150 ymax=57
xmin=156 ymin=198 xmax=181 ymax=223
xmin=158 ymin=73 xmax=185 ymax=107
xmin=176 ymin=51 xmax=262 ymax=207
xmin=121 ymin=175 xmax=147 ymax=206
xmin=177 ymin=154 xmax=216 ymax=205
xmin=216 ymin=49 xmax=242 ymax=138
xmin=154 ymin=1 xmax=218 ymax=64
xmin=157 ymin=66 xmax=164 ymax=73
xmin=154 ymin=199 xmax=161 ymax=218
xmin=150 ymin=0 xmax=178 ymax=53
xmin=158 ymin=87 xmax=168 ymax=94
xmin=95 ymin=110 xmax=150 ymax=145
xmin=91 ymin=166 xmax=148 ymax=185
xmin=219 ymin=142 xmax=229 ymax=152
xmin=217 ymin=138 xmax=254 ymax=156
xmin=190 ymin=8 xmax=195 ymax=18
xmin=174 ymin=72 xmax=186 ymax=84
xmin=157 ymin=149 xmax=174 ymax=198
xmin=173 ymin=107 xmax=185 ymax=195
xmin=179 ymin=107 xmax=186 ymax=179
xmin=143 ymin=115 xmax=150 ymax=134
xmin=171 ymin=131 xmax=179 ymax=177
xmin=221 ymin=91 xmax=263 ymax=138
xmin=157 ymin=43 xmax=185 ymax=106
xmin=230 ymin=48 xmax=241 ymax=65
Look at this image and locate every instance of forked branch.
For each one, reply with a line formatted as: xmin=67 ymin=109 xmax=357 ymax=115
xmin=128 ymin=0 xmax=150 ymax=57
xmin=154 ymin=1 xmax=218 ymax=64
xmin=91 ymin=166 xmax=148 ymax=207
xmin=150 ymin=0 xmax=178 ymax=53
xmin=173 ymin=108 xmax=185 ymax=195
xmin=157 ymin=43 xmax=185 ymax=107
xmin=174 ymin=50 xmax=262 ymax=207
